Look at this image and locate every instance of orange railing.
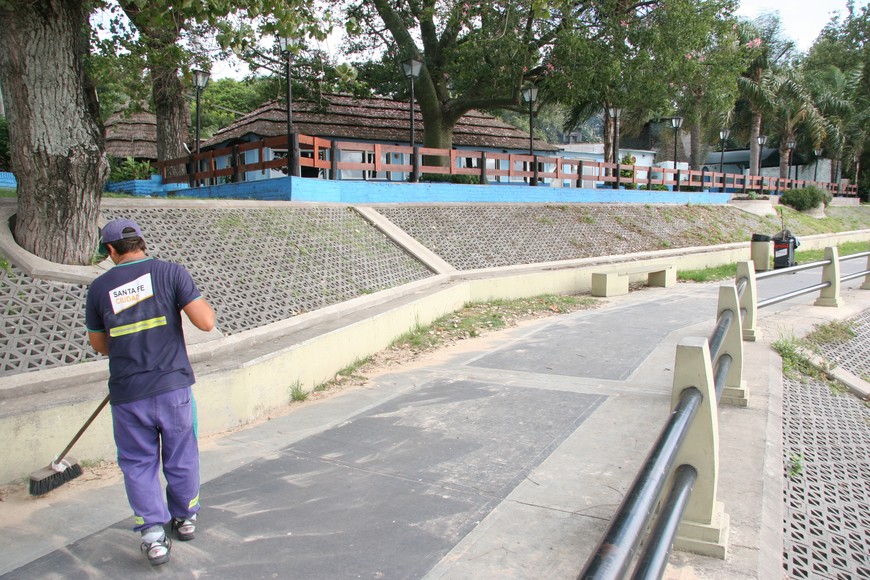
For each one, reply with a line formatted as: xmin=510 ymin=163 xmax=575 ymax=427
xmin=153 ymin=134 xmax=859 ymax=196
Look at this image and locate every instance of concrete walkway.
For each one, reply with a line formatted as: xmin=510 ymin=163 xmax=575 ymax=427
xmin=0 ymin=270 xmax=868 ymax=578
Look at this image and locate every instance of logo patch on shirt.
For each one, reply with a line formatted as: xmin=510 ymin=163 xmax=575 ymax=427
xmin=109 ymin=273 xmax=154 ymax=314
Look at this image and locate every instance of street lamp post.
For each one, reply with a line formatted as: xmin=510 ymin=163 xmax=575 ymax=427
xmin=191 ymin=69 xmax=210 ymax=187
xmin=671 ymin=116 xmax=683 ymax=189
xmin=786 ymin=138 xmax=797 ymax=182
xmin=756 ymin=135 xmax=768 ymax=193
xmin=401 ymin=58 xmax=423 ymax=182
xmin=719 ymin=127 xmax=730 ymax=191
xmin=192 ymin=69 xmax=210 ymax=155
xmin=813 ymin=148 xmax=823 ymax=182
xmin=279 ymin=37 xmax=299 ymax=177
xmin=523 ymin=85 xmax=539 ymax=186
xmin=757 ymin=134 xmax=767 ymax=175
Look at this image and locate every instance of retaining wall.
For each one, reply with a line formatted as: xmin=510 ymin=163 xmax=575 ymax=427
xmin=2 ymin=230 xmax=868 ymax=484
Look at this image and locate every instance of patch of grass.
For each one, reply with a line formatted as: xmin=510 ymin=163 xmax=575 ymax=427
xmin=772 ymin=333 xmax=818 ymax=380
xmin=804 ymin=320 xmax=856 ymax=347
xmin=787 ymin=453 xmax=804 ymax=478
xmin=289 ymin=380 xmax=309 ymax=402
xmin=794 ymin=241 xmax=869 ymax=264
xmin=390 ymin=294 xmax=598 ymax=353
xmin=334 ymin=356 xmax=371 ymax=383
xmin=312 ymin=356 xmax=374 ymax=394
xmin=0 ymin=187 xmax=16 ymax=197
xmin=772 ymin=332 xmax=846 ymax=395
xmin=678 ymin=263 xmax=738 ymax=283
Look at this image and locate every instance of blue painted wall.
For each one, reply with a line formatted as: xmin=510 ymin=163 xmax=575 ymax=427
xmin=4 ymin=170 xmax=731 ymax=204
xmin=0 ymin=172 xmax=16 ymax=189
xmin=164 ymin=176 xmax=732 ymax=205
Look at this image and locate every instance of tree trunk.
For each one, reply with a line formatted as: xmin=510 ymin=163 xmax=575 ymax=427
xmin=0 ymin=0 xmax=107 ymax=265
xmin=121 ymin=3 xmax=189 ymax=177
xmin=152 ymin=60 xmax=190 ymax=177
xmin=603 ymin=110 xmax=613 ymax=165
xmin=779 ymin=144 xmax=789 ymax=179
xmin=749 ymin=112 xmax=761 ymax=176
xmin=690 ymin=120 xmax=702 ymax=170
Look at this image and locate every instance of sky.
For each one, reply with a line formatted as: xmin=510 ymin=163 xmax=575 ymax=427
xmin=735 ymin=0 xmax=868 ymax=51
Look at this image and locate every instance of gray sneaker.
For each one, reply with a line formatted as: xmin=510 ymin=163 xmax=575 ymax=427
xmin=140 ymin=534 xmax=171 ymax=566
xmin=172 ymin=514 xmax=197 ymax=541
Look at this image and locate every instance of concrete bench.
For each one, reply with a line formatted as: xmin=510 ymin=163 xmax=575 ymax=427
xmin=591 ymin=265 xmax=676 ymax=297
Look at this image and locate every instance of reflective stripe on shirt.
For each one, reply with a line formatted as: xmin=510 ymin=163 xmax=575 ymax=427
xmin=109 ymin=316 xmax=168 ymax=338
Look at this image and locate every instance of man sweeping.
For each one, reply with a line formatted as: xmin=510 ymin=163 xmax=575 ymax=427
xmin=85 ymin=218 xmax=216 ymax=566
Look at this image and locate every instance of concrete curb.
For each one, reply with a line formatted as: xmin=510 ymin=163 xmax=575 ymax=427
xmin=796 ymin=346 xmax=870 ymax=400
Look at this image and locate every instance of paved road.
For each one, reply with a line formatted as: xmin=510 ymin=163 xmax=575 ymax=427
xmin=1 ymin=261 xmax=868 ymax=579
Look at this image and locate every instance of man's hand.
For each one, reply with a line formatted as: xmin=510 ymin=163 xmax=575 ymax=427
xmin=183 ymin=297 xmax=216 ymax=332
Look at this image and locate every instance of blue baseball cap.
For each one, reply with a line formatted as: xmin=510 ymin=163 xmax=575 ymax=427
xmin=101 ymin=219 xmax=143 ymax=244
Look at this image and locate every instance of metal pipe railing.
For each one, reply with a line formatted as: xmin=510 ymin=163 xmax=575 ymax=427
xmin=707 ymin=309 xmax=734 ymax=364
xmin=578 ymin=387 xmax=704 ymax=580
xmin=755 ymin=259 xmax=831 ymax=281
xmin=713 ymin=353 xmax=733 ymax=402
xmin=757 ymin=282 xmax=830 ymax=309
xmin=630 ymin=464 xmax=699 ymax=580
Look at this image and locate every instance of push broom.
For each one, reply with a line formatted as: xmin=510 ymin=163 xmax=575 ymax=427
xmin=29 ymin=394 xmax=110 ymax=496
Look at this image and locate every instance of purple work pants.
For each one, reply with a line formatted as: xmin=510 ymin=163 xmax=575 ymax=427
xmin=111 ymin=386 xmax=200 ymax=532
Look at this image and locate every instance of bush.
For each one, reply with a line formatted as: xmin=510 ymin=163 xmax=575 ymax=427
xmin=780 ymin=186 xmax=829 ymax=211
xmin=109 ymin=156 xmax=154 ymax=182
xmin=420 ymin=173 xmax=481 ymax=185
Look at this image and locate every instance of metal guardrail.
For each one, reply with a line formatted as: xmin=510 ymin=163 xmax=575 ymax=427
xmin=580 ymin=242 xmax=870 ymax=579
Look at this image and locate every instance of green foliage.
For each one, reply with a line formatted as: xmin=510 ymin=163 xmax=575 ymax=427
xmin=678 ymin=263 xmax=738 ymax=283
xmin=109 ymin=157 xmax=154 ymax=182
xmin=619 ymin=154 xmax=636 ymax=179
xmin=805 ymin=320 xmax=856 ymax=347
xmin=794 ymin=241 xmax=869 ymax=263
xmin=420 ymin=173 xmax=481 ymax=185
xmin=198 ymin=76 xmax=283 ymax=138
xmin=289 ymin=380 xmax=309 ymax=402
xmin=788 ymin=453 xmax=804 ymax=478
xmin=390 ymin=295 xmax=598 ymax=352
xmin=780 ymin=186 xmax=830 ymax=211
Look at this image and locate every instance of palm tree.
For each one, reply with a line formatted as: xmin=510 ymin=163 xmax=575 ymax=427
xmin=735 ymin=14 xmax=794 ymax=175
xmin=805 ymin=65 xmax=858 ymax=183
xmin=763 ymin=67 xmax=827 ymax=178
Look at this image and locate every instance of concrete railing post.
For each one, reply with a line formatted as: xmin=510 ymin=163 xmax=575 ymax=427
xmin=737 ymin=262 xmax=759 ymax=342
xmin=863 ymin=245 xmax=870 ymax=290
xmin=717 ymin=285 xmax=748 ymax=407
xmin=670 ymin=337 xmax=730 ymax=559
xmin=814 ymin=246 xmax=843 ymax=307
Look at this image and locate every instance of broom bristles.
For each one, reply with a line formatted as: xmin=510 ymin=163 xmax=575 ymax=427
xmin=29 ymin=457 xmax=83 ymax=496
